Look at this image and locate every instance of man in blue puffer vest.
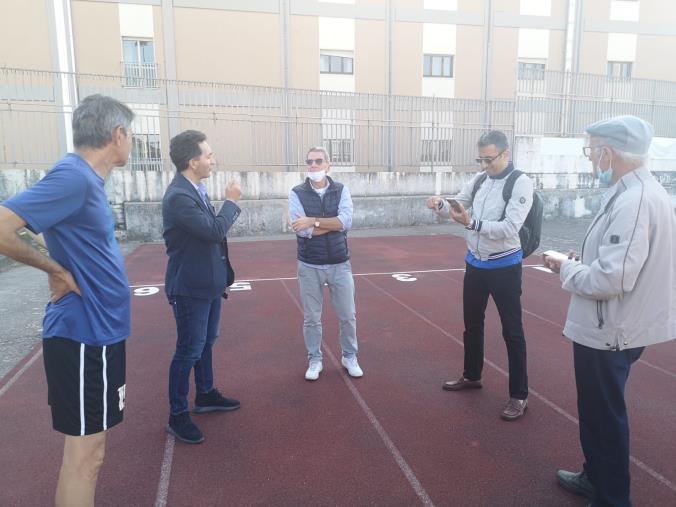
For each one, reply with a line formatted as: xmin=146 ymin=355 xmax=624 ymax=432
xmin=289 ymin=146 xmax=362 ymax=381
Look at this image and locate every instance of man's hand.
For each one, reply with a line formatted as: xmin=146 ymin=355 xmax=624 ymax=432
xmin=48 ymin=269 xmax=81 ymax=303
xmin=449 ymin=202 xmax=470 ymax=226
xmin=542 ymin=254 xmax=563 ymax=274
xmin=225 ymin=180 xmax=241 ymax=202
xmin=426 ymin=196 xmax=443 ymax=210
xmin=292 ymin=216 xmax=315 ymax=232
xmin=542 ymin=251 xmax=578 ymax=274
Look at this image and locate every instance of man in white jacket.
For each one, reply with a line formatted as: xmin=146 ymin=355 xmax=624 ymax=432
xmin=544 ymin=115 xmax=676 ymax=507
xmin=427 ymin=130 xmax=534 ymax=421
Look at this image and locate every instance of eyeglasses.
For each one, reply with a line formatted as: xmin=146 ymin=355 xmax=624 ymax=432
xmin=305 ymin=158 xmax=325 ymax=166
xmin=582 ymin=145 xmax=604 ymax=158
xmin=475 ymin=151 xmax=505 ymax=165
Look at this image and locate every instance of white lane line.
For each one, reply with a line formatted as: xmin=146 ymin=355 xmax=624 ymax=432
xmin=0 ymin=347 xmax=43 ymax=399
xmin=635 ymin=359 xmax=676 ymax=380
xmin=439 ymin=272 xmax=676 ymax=381
xmin=532 ymin=266 xmax=554 ymax=273
xmin=366 ymin=274 xmax=676 ymax=494
xmin=525 ymin=306 xmax=676 ymax=381
xmin=154 ymin=434 xmax=175 ymax=507
xmin=129 ymin=264 xmax=549 ymax=288
xmin=280 ymin=280 xmax=435 ymax=507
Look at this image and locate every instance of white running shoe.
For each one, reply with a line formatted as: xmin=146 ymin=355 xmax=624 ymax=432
xmin=304 ymin=361 xmax=323 ymax=381
xmin=341 ymin=356 xmax=363 ymax=378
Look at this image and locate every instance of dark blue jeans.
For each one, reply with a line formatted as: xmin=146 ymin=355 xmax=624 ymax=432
xmin=168 ymin=295 xmax=222 ymax=415
xmin=574 ymin=341 xmax=644 ymax=507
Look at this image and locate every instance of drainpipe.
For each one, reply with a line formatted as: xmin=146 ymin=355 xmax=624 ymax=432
xmin=482 ymin=0 xmax=493 ymax=127
xmin=47 ymin=0 xmax=78 ymax=153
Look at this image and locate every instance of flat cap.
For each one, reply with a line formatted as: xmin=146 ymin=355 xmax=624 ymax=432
xmin=585 ymin=115 xmax=654 ymax=155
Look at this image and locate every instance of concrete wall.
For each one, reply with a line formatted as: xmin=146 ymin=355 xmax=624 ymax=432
xmin=290 ymin=15 xmax=320 ymax=89
xmin=634 ymin=0 xmax=676 ymax=82
xmin=173 ymin=8 xmax=281 ymax=86
xmin=393 ymin=18 xmax=423 ymax=96
xmin=71 ymin=1 xmax=122 ymax=76
xmin=355 ymin=19 xmax=387 ymax=94
xmin=0 ymin=0 xmax=53 ymax=69
xmin=2 ymin=137 xmax=675 ymax=242
xmin=123 ymin=193 xmax=455 ymax=242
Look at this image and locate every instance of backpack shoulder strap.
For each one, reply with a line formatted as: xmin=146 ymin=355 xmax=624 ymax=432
xmin=471 ymin=173 xmax=488 ymax=202
xmin=500 ymin=169 xmax=524 ymax=221
xmin=502 ymin=169 xmax=523 ymax=202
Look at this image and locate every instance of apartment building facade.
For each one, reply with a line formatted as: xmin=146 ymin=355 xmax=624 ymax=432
xmin=1 ymin=0 xmax=675 ymax=172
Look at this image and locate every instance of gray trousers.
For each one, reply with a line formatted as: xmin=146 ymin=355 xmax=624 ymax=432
xmin=297 ymin=260 xmax=358 ymax=362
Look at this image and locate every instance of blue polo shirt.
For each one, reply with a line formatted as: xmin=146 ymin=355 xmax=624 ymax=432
xmin=2 ymin=153 xmax=130 ymax=346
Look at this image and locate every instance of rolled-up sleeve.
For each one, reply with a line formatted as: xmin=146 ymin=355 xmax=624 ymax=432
xmin=337 ymin=186 xmax=353 ymax=231
xmin=288 ymin=189 xmax=313 ymax=238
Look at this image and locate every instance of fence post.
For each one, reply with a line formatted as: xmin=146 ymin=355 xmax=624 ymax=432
xmin=650 ymin=79 xmax=657 ymax=130
xmin=366 ymin=94 xmax=371 ymax=170
xmin=386 ymin=0 xmax=394 ymax=171
xmin=282 ymin=89 xmax=292 ymax=171
xmin=511 ymin=96 xmax=518 ymax=166
xmin=280 ymin=0 xmax=292 ymax=171
xmin=432 ymin=118 xmax=438 ymax=172
xmin=387 ymin=95 xmax=394 ymax=172
xmin=560 ymin=71 xmax=571 ymax=136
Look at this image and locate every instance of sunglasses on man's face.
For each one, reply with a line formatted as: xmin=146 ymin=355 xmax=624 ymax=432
xmin=306 ymin=158 xmax=325 ymax=166
xmin=475 ymin=151 xmax=504 ymax=165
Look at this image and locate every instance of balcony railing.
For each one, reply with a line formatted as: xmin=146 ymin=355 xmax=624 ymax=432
xmin=122 ymin=63 xmax=158 ymax=88
xmin=128 ymin=158 xmax=163 ymax=171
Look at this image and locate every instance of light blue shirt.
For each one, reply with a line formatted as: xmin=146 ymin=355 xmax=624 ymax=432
xmin=288 ymin=181 xmax=353 ymax=269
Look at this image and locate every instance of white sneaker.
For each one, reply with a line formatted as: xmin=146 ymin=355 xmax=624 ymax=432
xmin=305 ymin=361 xmax=323 ymax=381
xmin=341 ymin=356 xmax=363 ymax=378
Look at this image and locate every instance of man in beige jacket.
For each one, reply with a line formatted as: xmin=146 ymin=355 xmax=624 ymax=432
xmin=544 ymin=115 xmax=676 ymax=507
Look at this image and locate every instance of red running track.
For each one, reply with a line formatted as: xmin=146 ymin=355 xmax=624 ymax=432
xmin=1 ymin=235 xmax=675 ymax=506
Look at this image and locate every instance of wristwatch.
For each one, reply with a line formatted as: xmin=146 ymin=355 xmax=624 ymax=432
xmin=313 ymin=219 xmax=320 ymax=228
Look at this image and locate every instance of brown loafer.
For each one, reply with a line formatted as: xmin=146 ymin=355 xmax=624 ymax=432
xmin=500 ymin=397 xmax=528 ymax=421
xmin=442 ymin=376 xmax=483 ymax=391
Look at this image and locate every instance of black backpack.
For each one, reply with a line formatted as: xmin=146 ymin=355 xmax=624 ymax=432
xmin=471 ymin=170 xmax=543 ymax=258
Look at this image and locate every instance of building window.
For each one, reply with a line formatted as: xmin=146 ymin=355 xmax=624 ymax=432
xmin=326 ymin=139 xmax=353 ymax=164
xmin=421 ymin=139 xmax=452 ymax=164
xmin=320 ymin=54 xmax=353 ymax=75
xmin=607 ymin=61 xmax=633 ymax=79
xmin=129 ymin=134 xmax=162 ymax=170
xmin=518 ymin=61 xmax=546 ymax=80
xmin=423 ymin=54 xmax=454 ymax=78
xmin=610 ymin=0 xmax=640 ymax=22
xmin=122 ymin=38 xmax=158 ymax=87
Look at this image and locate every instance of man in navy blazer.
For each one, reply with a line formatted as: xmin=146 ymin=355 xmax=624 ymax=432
xmin=162 ymin=129 xmax=242 ymax=444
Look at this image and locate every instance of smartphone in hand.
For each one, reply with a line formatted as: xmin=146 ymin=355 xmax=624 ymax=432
xmin=542 ymin=250 xmax=568 ymax=262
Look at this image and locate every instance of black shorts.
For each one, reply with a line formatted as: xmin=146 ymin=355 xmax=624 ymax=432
xmin=43 ymin=337 xmax=126 ymax=436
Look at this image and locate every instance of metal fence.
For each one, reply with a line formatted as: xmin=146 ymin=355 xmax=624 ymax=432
xmin=516 ymin=68 xmax=676 ymax=137
xmin=2 ymin=67 xmax=676 ymax=173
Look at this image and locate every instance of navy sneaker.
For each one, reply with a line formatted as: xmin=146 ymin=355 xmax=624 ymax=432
xmin=193 ymin=388 xmax=241 ymax=413
xmin=166 ymin=412 xmax=204 ymax=444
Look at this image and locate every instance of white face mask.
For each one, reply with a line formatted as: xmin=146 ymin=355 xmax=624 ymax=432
xmin=307 ymin=170 xmax=326 ymax=182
